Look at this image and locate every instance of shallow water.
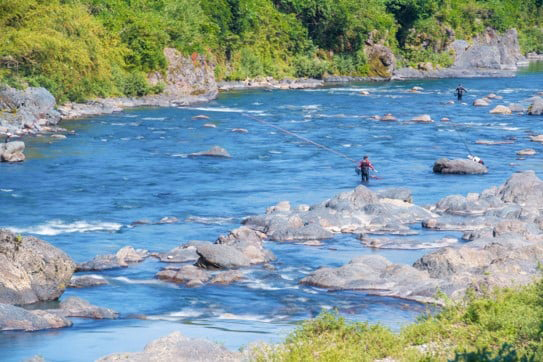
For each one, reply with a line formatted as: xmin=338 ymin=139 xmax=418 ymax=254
xmin=1 ymin=67 xmax=543 ymax=361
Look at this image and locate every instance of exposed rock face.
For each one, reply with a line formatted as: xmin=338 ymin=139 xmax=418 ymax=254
xmin=77 ymin=246 xmax=149 ymax=271
xmin=433 ymin=158 xmax=488 ymax=174
xmin=148 ymin=48 xmax=218 ymax=99
xmin=365 ymin=44 xmax=396 ymax=78
xmin=0 ymin=303 xmax=72 ymax=331
xmin=0 ymin=86 xmax=60 ymax=136
xmin=453 ymin=29 xmax=523 ymax=70
xmin=0 ymin=230 xmax=76 ymax=305
xmin=393 ymin=28 xmax=523 ymax=79
xmin=97 ymin=331 xmax=241 ymax=362
xmin=302 ymin=171 xmax=543 ymax=305
xmin=0 ymin=141 xmax=25 ymax=162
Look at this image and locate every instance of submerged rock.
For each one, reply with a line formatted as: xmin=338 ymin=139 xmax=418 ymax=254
xmin=0 ymin=230 xmax=75 ymax=305
xmin=433 ymin=158 xmax=488 ymax=174
xmin=97 ymin=331 xmax=241 ymax=362
xmin=188 ymin=146 xmax=231 ymax=158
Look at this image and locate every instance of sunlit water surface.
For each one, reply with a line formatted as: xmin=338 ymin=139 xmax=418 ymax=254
xmin=1 ymin=67 xmax=542 ymax=361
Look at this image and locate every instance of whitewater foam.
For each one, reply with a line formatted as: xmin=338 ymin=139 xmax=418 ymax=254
xmin=7 ymin=220 xmax=123 ymax=236
xmin=185 ymin=216 xmax=235 ymax=225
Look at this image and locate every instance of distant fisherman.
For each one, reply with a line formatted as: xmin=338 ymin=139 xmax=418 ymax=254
xmin=358 ymin=155 xmax=377 ymax=183
xmin=455 ymin=84 xmax=467 ymax=101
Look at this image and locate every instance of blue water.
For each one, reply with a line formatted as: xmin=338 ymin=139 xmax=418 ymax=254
xmin=1 ymin=68 xmax=543 ymax=361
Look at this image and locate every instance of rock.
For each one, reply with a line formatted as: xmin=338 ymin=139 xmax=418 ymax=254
xmin=381 ymin=113 xmax=397 ymax=122
xmin=508 ymin=103 xmax=525 ymax=112
xmin=473 ymin=98 xmax=490 ymax=106
xmin=158 ymin=216 xmax=179 ymax=224
xmin=376 ymin=188 xmax=413 ymax=203
xmin=486 ymin=93 xmax=501 ymax=99
xmin=151 ymin=245 xmax=199 ymax=263
xmin=411 ymin=114 xmax=433 ymax=123
xmin=203 ymin=123 xmax=216 ymax=128
xmin=440 ymin=117 xmax=450 ymax=122
xmin=516 ymin=148 xmax=536 ymax=156
xmin=194 ymin=243 xmax=252 ymax=269
xmin=231 ymin=128 xmax=248 ymax=133
xmin=364 ymin=42 xmax=396 ymax=78
xmin=0 ymin=303 xmax=72 ymax=331
xmin=156 ymin=265 xmax=209 ymax=286
xmin=433 ymin=158 xmax=488 ymax=174
xmin=359 ymin=235 xmax=457 ymax=249
xmin=490 ymin=105 xmax=512 ymax=114
xmin=530 ymin=135 xmax=543 ymax=143
xmin=359 ymin=90 xmax=370 ymax=95
xmin=97 ymin=331 xmax=241 ymax=362
xmin=51 ymin=297 xmax=118 ymax=319
xmin=216 ymin=226 xmax=274 ymax=265
xmin=209 ymin=270 xmax=244 ymax=284
xmin=68 ymin=275 xmax=108 ymax=288
xmin=0 ymin=141 xmax=25 ymax=162
xmin=496 ymin=171 xmax=543 ymax=206
xmin=50 ymin=134 xmax=67 ymax=139
xmin=528 ymin=97 xmax=543 ymax=115
xmin=411 ymin=86 xmax=424 ymax=92
xmin=266 ymin=201 xmax=291 ymax=214
xmin=192 ymin=115 xmax=209 ymax=120
xmin=0 ymin=230 xmax=75 ymax=305
xmin=475 ymin=139 xmax=515 ymax=145
xmin=77 ymin=246 xmax=149 ymax=271
xmin=188 ymin=146 xmax=231 ymax=158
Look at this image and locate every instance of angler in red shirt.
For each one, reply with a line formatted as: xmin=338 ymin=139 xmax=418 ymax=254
xmin=358 ymin=155 xmax=377 ymax=183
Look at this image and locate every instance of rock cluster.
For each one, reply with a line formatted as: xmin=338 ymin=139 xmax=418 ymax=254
xmin=0 ymin=141 xmax=25 ymax=162
xmin=302 ymin=171 xmax=543 ymax=305
xmin=77 ymin=246 xmax=149 ymax=271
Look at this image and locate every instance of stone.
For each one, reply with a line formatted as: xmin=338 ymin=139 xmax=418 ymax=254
xmin=475 ymin=139 xmax=515 ymax=145
xmin=203 ymin=123 xmax=216 ymax=128
xmin=51 ymin=297 xmax=118 ymax=319
xmin=528 ymin=97 xmax=543 ymax=115
xmin=50 ymin=134 xmax=67 ymax=139
xmin=508 ymin=103 xmax=525 ymax=112
xmin=433 ymin=158 xmax=488 ymax=174
xmin=97 ymin=331 xmax=241 ymax=362
xmin=209 ymin=270 xmax=244 ymax=284
xmin=231 ymin=128 xmax=248 ymax=133
xmin=188 ymin=146 xmax=231 ymax=158
xmin=151 ymin=245 xmax=199 ymax=263
xmin=411 ymin=114 xmax=433 ymax=123
xmin=192 ymin=115 xmax=209 ymax=120
xmin=516 ymin=148 xmax=536 ymax=156
xmin=0 ymin=141 xmax=25 ymax=162
xmin=68 ymin=275 xmax=108 ymax=288
xmin=490 ymin=105 xmax=512 ymax=114
xmin=381 ymin=113 xmax=397 ymax=122
xmin=156 ymin=265 xmax=209 ymax=286
xmin=158 ymin=216 xmax=179 ymax=224
xmin=473 ymin=98 xmax=490 ymax=106
xmin=0 ymin=230 xmax=75 ymax=305
xmin=0 ymin=303 xmax=72 ymax=331
xmin=440 ymin=117 xmax=450 ymax=122
xmin=359 ymin=90 xmax=370 ymax=95
xmin=530 ymin=135 xmax=543 ymax=143
xmin=194 ymin=243 xmax=252 ymax=269
xmin=77 ymin=246 xmax=149 ymax=271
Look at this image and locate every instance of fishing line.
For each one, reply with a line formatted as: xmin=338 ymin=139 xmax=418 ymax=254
xmin=242 ymin=113 xmax=358 ymax=164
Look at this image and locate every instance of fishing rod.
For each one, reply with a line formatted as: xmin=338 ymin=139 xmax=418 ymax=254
xmin=242 ymin=113 xmax=359 ymax=164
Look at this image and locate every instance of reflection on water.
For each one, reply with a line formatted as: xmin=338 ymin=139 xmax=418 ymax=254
xmin=1 ymin=68 xmax=542 ymax=361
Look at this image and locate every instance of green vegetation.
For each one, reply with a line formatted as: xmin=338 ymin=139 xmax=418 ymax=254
xmin=0 ymin=0 xmax=542 ymax=101
xmin=253 ymin=279 xmax=543 ymax=361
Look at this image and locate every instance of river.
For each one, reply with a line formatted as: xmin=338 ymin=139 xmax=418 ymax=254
xmin=1 ymin=67 xmax=542 ymax=361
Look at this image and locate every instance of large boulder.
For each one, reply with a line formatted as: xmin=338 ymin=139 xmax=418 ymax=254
xmin=97 ymin=331 xmax=241 ymax=362
xmin=156 ymin=265 xmax=210 ymax=287
xmin=194 ymin=243 xmax=252 ymax=269
xmin=0 ymin=303 xmax=72 ymax=331
xmin=0 ymin=230 xmax=75 ymax=305
xmin=49 ymin=297 xmax=118 ymax=319
xmin=0 ymin=141 xmax=25 ymax=162
xmin=528 ymin=97 xmax=543 ymax=115
xmin=433 ymin=158 xmax=488 ymax=174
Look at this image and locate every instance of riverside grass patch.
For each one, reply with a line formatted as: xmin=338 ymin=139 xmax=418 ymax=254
xmin=1 ymin=0 xmax=542 ymax=102
xmin=254 ymin=279 xmax=543 ymax=361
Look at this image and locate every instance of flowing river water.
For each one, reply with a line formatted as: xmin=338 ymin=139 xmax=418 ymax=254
xmin=1 ymin=65 xmax=542 ymax=361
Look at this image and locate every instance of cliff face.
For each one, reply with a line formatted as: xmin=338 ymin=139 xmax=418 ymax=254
xmin=452 ymin=28 xmax=523 ymax=70
xmin=148 ymin=48 xmax=218 ymax=100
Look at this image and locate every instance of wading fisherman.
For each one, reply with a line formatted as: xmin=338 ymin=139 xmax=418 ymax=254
xmin=358 ymin=155 xmax=377 ymax=183
xmin=455 ymin=84 xmax=467 ymax=101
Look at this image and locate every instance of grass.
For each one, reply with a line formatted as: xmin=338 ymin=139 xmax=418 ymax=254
xmin=252 ymin=279 xmax=543 ymax=361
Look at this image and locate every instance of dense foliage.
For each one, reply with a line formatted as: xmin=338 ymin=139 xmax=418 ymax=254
xmin=253 ymin=279 xmax=543 ymax=361
xmin=0 ymin=0 xmax=542 ymax=101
